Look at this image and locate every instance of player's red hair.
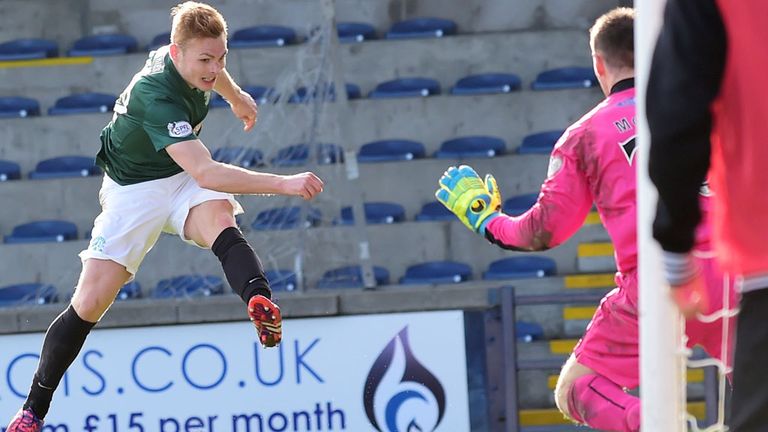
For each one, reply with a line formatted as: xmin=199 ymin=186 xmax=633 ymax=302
xmin=170 ymin=1 xmax=228 ymax=46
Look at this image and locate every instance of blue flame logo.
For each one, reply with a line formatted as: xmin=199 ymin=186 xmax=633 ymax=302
xmin=363 ymin=326 xmax=446 ymax=431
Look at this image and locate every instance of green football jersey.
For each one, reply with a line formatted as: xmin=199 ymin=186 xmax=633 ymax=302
xmin=96 ymin=46 xmax=211 ymax=185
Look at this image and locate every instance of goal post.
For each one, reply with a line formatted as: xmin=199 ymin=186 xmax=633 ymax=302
xmin=636 ymin=0 xmax=689 ymax=430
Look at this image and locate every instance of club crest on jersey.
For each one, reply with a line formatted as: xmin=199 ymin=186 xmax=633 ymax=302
xmin=167 ymin=121 xmax=193 ymax=138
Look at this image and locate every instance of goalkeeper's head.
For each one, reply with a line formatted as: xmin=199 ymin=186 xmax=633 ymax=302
xmin=589 ymin=7 xmax=635 ymax=96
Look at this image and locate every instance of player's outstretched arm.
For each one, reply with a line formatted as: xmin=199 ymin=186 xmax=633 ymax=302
xmin=166 ymin=139 xmax=324 ymax=199
xmin=214 ymin=69 xmax=258 ymax=131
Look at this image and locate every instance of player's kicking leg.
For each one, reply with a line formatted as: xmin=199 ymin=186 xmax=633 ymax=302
xmin=182 ymin=199 xmax=282 ymax=347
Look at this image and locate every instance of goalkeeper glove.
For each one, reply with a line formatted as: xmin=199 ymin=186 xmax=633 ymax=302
xmin=435 ymin=165 xmax=502 ymax=235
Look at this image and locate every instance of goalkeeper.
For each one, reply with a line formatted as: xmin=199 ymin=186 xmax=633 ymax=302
xmin=437 ymin=8 xmax=734 ymax=432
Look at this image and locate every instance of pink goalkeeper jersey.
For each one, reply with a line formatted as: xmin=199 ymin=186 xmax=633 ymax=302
xmin=486 ymin=80 xmax=638 ymax=274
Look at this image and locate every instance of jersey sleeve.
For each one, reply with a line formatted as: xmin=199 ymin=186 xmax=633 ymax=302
xmin=142 ymin=99 xmax=199 ymax=152
xmin=484 ymin=134 xmax=593 ymax=251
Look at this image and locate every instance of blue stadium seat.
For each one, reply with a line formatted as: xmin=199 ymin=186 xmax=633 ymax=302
xmin=212 ymin=146 xmax=264 ymax=168
xmin=270 ymin=143 xmax=343 ymax=167
xmin=337 ymin=22 xmax=377 ymax=43
xmin=517 ymin=130 xmax=564 ymax=154
xmin=483 ymin=256 xmax=557 ymax=280
xmin=117 ymin=281 xmax=142 ymax=300
xmin=357 ymin=139 xmax=426 ymax=163
xmin=0 ymin=160 xmax=21 ymax=181
xmin=265 ymin=270 xmax=297 ymax=292
xmin=4 ymin=220 xmax=78 ymax=244
xmin=251 ymin=206 xmax=322 ymax=230
xmin=336 ymin=202 xmax=406 ymax=225
xmin=399 ymin=261 xmax=472 ymax=284
xmin=0 ymin=283 xmax=58 ymax=307
xmin=503 ymin=193 xmax=539 ymax=216
xmin=0 ymin=38 xmax=58 ymax=60
xmin=147 ymin=32 xmax=171 ymax=51
xmin=414 ymin=201 xmax=454 ymax=222
xmin=317 ymin=265 xmax=390 ymax=289
xmin=0 ymin=96 xmax=41 ymax=118
xmin=48 ymin=92 xmax=117 ymax=116
xmin=434 ymin=136 xmax=506 ymax=159
xmin=450 ymin=73 xmax=522 ymax=95
xmin=531 ymin=67 xmax=598 ymax=90
xmin=288 ymin=83 xmax=361 ymax=103
xmin=230 ymin=26 xmax=297 ymax=48
xmin=386 ymin=17 xmax=457 ymax=39
xmin=211 ymin=85 xmax=277 ymax=107
xmin=29 ymin=156 xmax=101 ymax=179
xmin=152 ymin=275 xmax=225 ymax=298
xmin=369 ymin=77 xmax=441 ymax=99
xmin=68 ymin=34 xmax=139 ymax=57
xmin=516 ymin=321 xmax=545 ymax=342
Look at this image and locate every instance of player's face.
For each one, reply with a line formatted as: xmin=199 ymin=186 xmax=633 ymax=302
xmin=174 ymin=36 xmax=228 ymax=91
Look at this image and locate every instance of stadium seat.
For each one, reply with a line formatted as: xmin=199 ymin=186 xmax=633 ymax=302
xmin=503 ymin=193 xmax=539 ymax=216
xmin=434 ymin=136 xmax=506 ymax=159
xmin=0 ymin=160 xmax=21 ymax=181
xmin=48 ymin=92 xmax=117 ymax=116
xmin=483 ymin=256 xmax=557 ymax=280
xmin=251 ymin=206 xmax=322 ymax=230
xmin=0 ymin=96 xmax=41 ymax=118
xmin=230 ymin=25 xmax=297 ymax=48
xmin=337 ymin=22 xmax=377 ymax=43
xmin=29 ymin=156 xmax=101 ymax=179
xmin=265 ymin=270 xmax=297 ymax=292
xmin=317 ymin=265 xmax=390 ymax=289
xmin=147 ymin=32 xmax=171 ymax=51
xmin=385 ymin=17 xmax=457 ymax=39
xmin=288 ymin=83 xmax=361 ymax=103
xmin=414 ymin=201 xmax=454 ymax=222
xmin=152 ymin=275 xmax=225 ymax=298
xmin=399 ymin=261 xmax=472 ymax=284
xmin=0 ymin=283 xmax=58 ymax=307
xmin=517 ymin=130 xmax=564 ymax=154
xmin=336 ymin=202 xmax=406 ymax=225
xmin=357 ymin=139 xmax=426 ymax=163
xmin=68 ymin=34 xmax=139 ymax=57
xmin=4 ymin=220 xmax=78 ymax=244
xmin=117 ymin=281 xmax=142 ymax=300
xmin=368 ymin=77 xmax=441 ymax=99
xmin=450 ymin=73 xmax=522 ymax=95
xmin=270 ymin=143 xmax=343 ymax=167
xmin=0 ymin=38 xmax=58 ymax=60
xmin=531 ymin=67 xmax=598 ymax=90
xmin=212 ymin=146 xmax=264 ymax=168
xmin=516 ymin=321 xmax=545 ymax=342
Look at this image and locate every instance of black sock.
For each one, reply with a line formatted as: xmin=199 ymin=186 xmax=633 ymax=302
xmin=24 ymin=305 xmax=96 ymax=419
xmin=212 ymin=226 xmax=271 ymax=303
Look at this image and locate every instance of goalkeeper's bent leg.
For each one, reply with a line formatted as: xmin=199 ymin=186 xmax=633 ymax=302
xmin=555 ymin=355 xmax=639 ymax=432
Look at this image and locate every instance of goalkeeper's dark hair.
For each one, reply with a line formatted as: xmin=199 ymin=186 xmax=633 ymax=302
xmin=590 ymin=7 xmax=635 ymax=70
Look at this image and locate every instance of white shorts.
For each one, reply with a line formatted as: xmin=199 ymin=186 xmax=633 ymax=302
xmin=79 ymin=172 xmax=243 ymax=275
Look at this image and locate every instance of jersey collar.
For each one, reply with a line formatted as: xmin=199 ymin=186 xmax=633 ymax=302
xmin=610 ymin=78 xmax=635 ymax=95
xmin=165 ymin=53 xmax=203 ymax=98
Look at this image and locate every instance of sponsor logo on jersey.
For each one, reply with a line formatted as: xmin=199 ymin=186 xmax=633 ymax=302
xmin=167 ymin=121 xmax=193 ymax=138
